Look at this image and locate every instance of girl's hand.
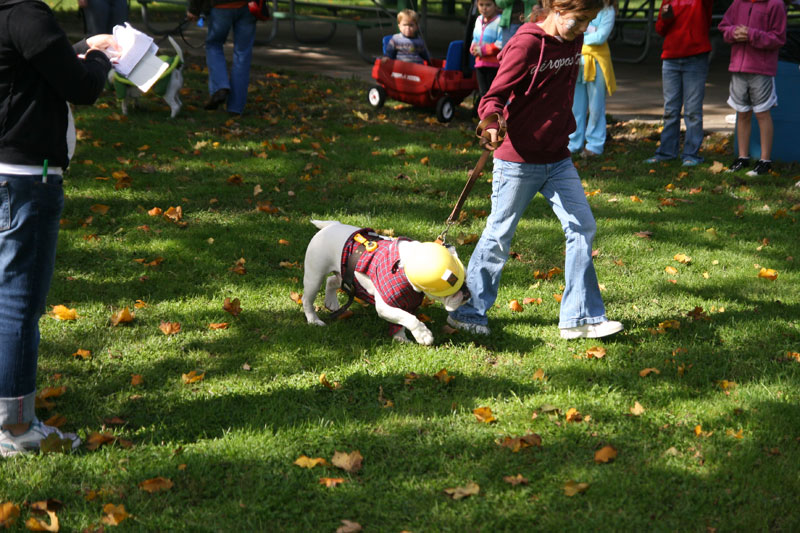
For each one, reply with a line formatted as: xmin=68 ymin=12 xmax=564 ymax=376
xmin=86 ymin=34 xmax=120 ymax=54
xmin=733 ymin=25 xmax=749 ymax=41
xmin=485 ymin=128 xmax=499 ymax=150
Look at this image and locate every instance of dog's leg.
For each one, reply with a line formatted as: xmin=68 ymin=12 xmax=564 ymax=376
xmin=392 ymin=329 xmax=412 ymax=343
xmin=356 ymin=272 xmax=433 ymax=345
xmin=165 ymin=70 xmax=183 ymax=118
xmin=324 ymin=274 xmax=342 ymax=312
xmin=302 ymin=267 xmax=327 ymax=326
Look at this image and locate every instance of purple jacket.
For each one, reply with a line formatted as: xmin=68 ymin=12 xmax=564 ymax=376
xmin=718 ymin=0 xmax=787 ymax=76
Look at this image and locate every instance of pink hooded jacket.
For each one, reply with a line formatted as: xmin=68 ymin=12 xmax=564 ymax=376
xmin=718 ymin=0 xmax=787 ymax=76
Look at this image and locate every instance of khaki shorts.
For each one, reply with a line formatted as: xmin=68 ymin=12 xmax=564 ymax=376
xmin=727 ymin=73 xmax=777 ymax=113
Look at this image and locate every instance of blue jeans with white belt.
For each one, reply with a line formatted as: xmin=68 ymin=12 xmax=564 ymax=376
xmin=0 ymin=173 xmax=64 ymax=426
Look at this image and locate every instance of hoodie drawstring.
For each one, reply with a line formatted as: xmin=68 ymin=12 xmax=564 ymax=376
xmin=525 ymin=37 xmax=546 ymax=96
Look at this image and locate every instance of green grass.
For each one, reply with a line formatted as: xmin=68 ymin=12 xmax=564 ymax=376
xmin=2 ymin=46 xmax=800 ymax=532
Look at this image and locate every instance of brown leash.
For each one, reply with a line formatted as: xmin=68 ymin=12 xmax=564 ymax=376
xmin=438 ymin=113 xmax=507 ymax=245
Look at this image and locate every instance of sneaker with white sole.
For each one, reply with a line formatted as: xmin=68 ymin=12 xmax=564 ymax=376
xmin=447 ymin=316 xmax=491 ymax=336
xmin=0 ymin=418 xmax=81 ymax=457
xmin=560 ymin=320 xmax=624 ymax=339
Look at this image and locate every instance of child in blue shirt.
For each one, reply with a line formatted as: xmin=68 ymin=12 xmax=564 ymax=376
xmin=386 ymin=9 xmax=431 ymax=64
xmin=470 ymin=0 xmax=504 ymax=104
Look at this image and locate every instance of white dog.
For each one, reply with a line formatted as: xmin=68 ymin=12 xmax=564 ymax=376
xmin=109 ymin=36 xmax=184 ymax=118
xmin=302 ymin=220 xmax=470 ymax=345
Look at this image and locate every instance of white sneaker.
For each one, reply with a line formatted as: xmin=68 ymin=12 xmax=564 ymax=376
xmin=447 ymin=316 xmax=491 ymax=336
xmin=0 ymin=418 xmax=81 ymax=457
xmin=560 ymin=320 xmax=624 ymax=339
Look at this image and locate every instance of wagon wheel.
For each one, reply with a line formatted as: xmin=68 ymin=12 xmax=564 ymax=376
xmin=435 ymin=97 xmax=455 ymax=123
xmin=367 ymin=85 xmax=387 ymax=109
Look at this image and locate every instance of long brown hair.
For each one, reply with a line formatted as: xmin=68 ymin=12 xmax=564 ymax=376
xmin=529 ymin=0 xmax=605 ymax=22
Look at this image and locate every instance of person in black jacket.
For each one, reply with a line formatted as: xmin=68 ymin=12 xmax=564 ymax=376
xmin=0 ymin=0 xmax=116 ymax=456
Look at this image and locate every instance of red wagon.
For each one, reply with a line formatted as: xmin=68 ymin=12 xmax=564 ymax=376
xmin=367 ymin=39 xmax=477 ymax=122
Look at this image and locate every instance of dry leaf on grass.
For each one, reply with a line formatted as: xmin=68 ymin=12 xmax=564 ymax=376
xmin=639 ymin=368 xmax=660 ymax=377
xmin=110 ymin=307 xmax=134 ymax=326
xmin=159 ymin=321 xmax=181 ymax=335
xmin=50 ymin=305 xmax=77 ymax=321
xmin=630 ymin=401 xmax=645 ymax=416
xmin=503 ymin=474 xmax=529 ymax=486
xmin=319 ymin=477 xmax=346 ymax=487
xmin=563 ymin=480 xmax=590 ymax=496
xmin=223 ymin=297 xmax=242 ymax=316
xmin=182 ymin=371 xmax=205 ymax=384
xmin=336 ymin=520 xmax=363 ymax=533
xmin=594 ymin=445 xmax=618 ymax=463
xmin=72 ymin=349 xmax=92 ymax=360
xmin=101 ymin=503 xmax=130 ymax=526
xmin=0 ymin=502 xmax=20 ymax=527
xmin=331 ymin=450 xmax=363 ymax=473
xmin=434 ymin=368 xmax=454 ymax=384
xmin=294 ymin=455 xmax=329 ymax=469
xmin=138 ymin=477 xmax=174 ymax=493
xmin=497 ymin=433 xmax=542 ymax=452
xmin=444 ymin=482 xmax=479 ymax=500
xmin=585 ymin=346 xmax=606 ymax=359
xmin=473 ymin=406 xmax=496 ymax=423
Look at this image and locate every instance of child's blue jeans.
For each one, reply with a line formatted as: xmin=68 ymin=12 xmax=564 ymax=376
xmin=450 ymin=157 xmax=608 ymax=329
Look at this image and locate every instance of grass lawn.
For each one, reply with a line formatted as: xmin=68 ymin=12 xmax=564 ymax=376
xmin=1 ymin=23 xmax=800 ymax=532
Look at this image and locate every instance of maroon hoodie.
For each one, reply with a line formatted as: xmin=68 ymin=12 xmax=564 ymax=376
xmin=478 ymin=23 xmax=583 ymax=164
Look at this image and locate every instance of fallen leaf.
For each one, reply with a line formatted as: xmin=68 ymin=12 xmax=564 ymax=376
xmin=497 ymin=433 xmax=542 ymax=452
xmin=758 ymin=267 xmax=778 ymax=281
xmin=50 ymin=305 xmax=77 ymax=321
xmin=563 ymin=480 xmax=590 ymax=496
xmin=331 ymin=450 xmax=363 ymax=473
xmin=72 ymin=349 xmax=92 ymax=360
xmin=101 ymin=503 xmax=130 ymax=526
xmin=89 ymin=204 xmax=110 ymax=215
xmin=181 ymin=370 xmax=205 ymax=384
xmin=138 ymin=477 xmax=174 ymax=493
xmin=319 ymin=477 xmax=346 ymax=487
xmin=147 ymin=207 xmax=163 ymax=216
xmin=25 ymin=510 xmax=59 ymax=532
xmin=503 ymin=474 xmax=529 ymax=486
xmin=585 ymin=346 xmax=606 ymax=359
xmin=39 ymin=432 xmax=74 ymax=454
xmin=532 ymin=368 xmax=546 ymax=381
xmin=223 ymin=297 xmax=242 ymax=316
xmin=634 ymin=230 xmax=653 ymax=239
xmin=726 ymin=428 xmax=744 ymax=439
xmin=709 ymin=161 xmax=725 ymax=174
xmin=294 ymin=455 xmax=329 ymax=468
xmin=508 ymin=299 xmax=523 ymax=312
xmin=319 ymin=373 xmax=340 ymax=390
xmin=130 ymin=374 xmax=143 ymax=386
xmin=523 ymin=297 xmax=542 ymax=305
xmin=443 ymin=482 xmax=479 ymax=500
xmin=565 ymin=407 xmax=583 ymax=422
xmin=163 ymin=206 xmax=183 ymax=222
xmin=594 ymin=445 xmax=618 ymax=463
xmin=43 ymin=414 xmax=66 ymax=428
xmin=159 ymin=321 xmax=181 ymax=335
xmin=229 ymin=257 xmax=247 ymax=275
xmin=473 ymin=406 xmax=496 ymax=424
xmin=434 ymin=368 xmax=454 ymax=384
xmin=336 ymin=520 xmax=363 ymax=533
xmin=289 ymin=292 xmax=303 ymax=305
xmin=630 ymin=401 xmax=645 ymax=416
xmin=673 ymin=253 xmax=692 ymax=264
xmin=665 ymin=266 xmax=678 ymax=275
xmin=208 ymin=322 xmax=229 ymax=330
xmin=639 ymin=368 xmax=660 ymax=377
xmin=0 ymin=502 xmax=20 ymax=527
xmin=110 ymin=307 xmax=134 ymax=326
xmin=86 ymin=432 xmax=117 ymax=451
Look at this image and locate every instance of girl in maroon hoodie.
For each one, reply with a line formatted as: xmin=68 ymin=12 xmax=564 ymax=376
xmin=447 ymin=0 xmax=624 ymax=340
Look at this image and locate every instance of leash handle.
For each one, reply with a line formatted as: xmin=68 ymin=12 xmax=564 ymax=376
xmin=475 ymin=113 xmax=507 ymax=150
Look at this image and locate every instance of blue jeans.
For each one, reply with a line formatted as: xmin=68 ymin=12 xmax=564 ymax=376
xmin=206 ymin=5 xmax=257 ymax=114
xmin=0 ymin=175 xmax=64 ymax=426
xmin=653 ymin=53 xmax=709 ymax=163
xmin=84 ymin=0 xmax=129 ymax=35
xmin=569 ymin=62 xmax=607 ymax=154
xmin=450 ymin=158 xmax=607 ymax=329
xmin=501 ymin=24 xmax=521 ymax=47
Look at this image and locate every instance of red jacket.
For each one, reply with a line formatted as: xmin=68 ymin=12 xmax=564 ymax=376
xmin=655 ymin=0 xmax=713 ymax=59
xmin=478 ymin=23 xmax=581 ymax=164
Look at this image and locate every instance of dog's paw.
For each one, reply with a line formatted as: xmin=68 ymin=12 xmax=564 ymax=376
xmin=410 ymin=324 xmax=434 ymax=346
xmin=306 ymin=316 xmax=326 ymax=327
xmin=392 ymin=329 xmax=412 ymax=343
xmin=324 ymin=296 xmax=340 ymax=312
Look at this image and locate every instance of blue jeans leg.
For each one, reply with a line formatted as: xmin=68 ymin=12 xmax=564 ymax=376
xmin=206 ymin=8 xmax=234 ymax=96
xmin=569 ymin=68 xmax=588 ymax=153
xmin=680 ymin=53 xmax=708 ymax=162
xmin=0 ymin=175 xmax=64 ymax=426
xmin=450 ymin=158 xmax=607 ymax=329
xmin=656 ymin=58 xmax=683 ymax=160
xmin=229 ymin=8 xmax=256 ymax=114
xmin=584 ymin=67 xmax=607 ymax=155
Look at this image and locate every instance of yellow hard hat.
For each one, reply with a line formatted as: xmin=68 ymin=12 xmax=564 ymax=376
xmin=404 ymin=242 xmax=465 ymax=297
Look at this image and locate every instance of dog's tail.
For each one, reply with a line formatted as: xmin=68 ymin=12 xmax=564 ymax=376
xmin=310 ymin=219 xmax=339 ymax=230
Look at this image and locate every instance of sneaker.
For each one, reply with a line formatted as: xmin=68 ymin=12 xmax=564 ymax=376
xmin=560 ymin=320 xmax=624 ymax=339
xmin=726 ymin=157 xmax=750 ymax=172
xmin=644 ymin=156 xmax=671 ymax=164
xmin=581 ymin=149 xmax=600 ymax=159
xmin=746 ymin=159 xmax=772 ymax=177
xmin=681 ymin=158 xmax=700 ymax=167
xmin=204 ymin=88 xmax=230 ymax=110
xmin=0 ymin=418 xmax=80 ymax=457
xmin=447 ymin=316 xmax=491 ymax=336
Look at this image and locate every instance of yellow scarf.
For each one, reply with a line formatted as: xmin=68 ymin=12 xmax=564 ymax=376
xmin=581 ymin=42 xmax=616 ymax=96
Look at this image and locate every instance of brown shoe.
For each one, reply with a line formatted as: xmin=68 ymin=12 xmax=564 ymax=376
xmin=204 ymin=88 xmax=230 ymax=110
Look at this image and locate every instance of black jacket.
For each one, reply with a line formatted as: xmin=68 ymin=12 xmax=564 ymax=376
xmin=0 ymin=0 xmax=111 ymax=169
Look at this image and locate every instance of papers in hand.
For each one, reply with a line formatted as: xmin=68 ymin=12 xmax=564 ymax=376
xmin=111 ymin=23 xmax=169 ymax=93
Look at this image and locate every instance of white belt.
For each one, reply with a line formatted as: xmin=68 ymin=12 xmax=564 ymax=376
xmin=0 ymin=162 xmax=63 ymax=178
